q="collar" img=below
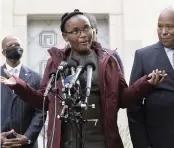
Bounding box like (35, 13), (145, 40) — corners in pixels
(47, 41), (104, 67)
(5, 63), (22, 72)
(164, 47), (174, 52)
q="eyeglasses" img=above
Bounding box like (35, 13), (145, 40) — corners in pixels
(65, 26), (93, 37)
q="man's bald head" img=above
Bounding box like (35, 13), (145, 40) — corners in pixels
(2, 35), (21, 50)
(157, 7), (174, 48)
(159, 7), (174, 22)
(160, 6), (174, 14)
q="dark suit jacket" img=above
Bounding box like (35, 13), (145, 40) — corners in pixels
(1, 64), (46, 148)
(127, 42), (174, 148)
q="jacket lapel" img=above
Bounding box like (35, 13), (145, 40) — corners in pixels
(19, 65), (31, 82)
(154, 42), (174, 80)
(12, 65), (32, 100)
(1, 64), (7, 78)
(1, 65), (13, 95)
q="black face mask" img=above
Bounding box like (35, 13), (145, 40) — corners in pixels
(5, 47), (23, 60)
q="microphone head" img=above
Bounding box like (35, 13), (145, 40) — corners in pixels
(84, 58), (96, 71)
(67, 59), (78, 68)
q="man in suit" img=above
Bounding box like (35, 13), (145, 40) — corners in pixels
(127, 7), (174, 148)
(85, 13), (124, 74)
(0, 35), (46, 148)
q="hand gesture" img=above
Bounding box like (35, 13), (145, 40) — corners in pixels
(2, 130), (29, 148)
(0, 130), (14, 144)
(148, 69), (167, 85)
(0, 69), (16, 86)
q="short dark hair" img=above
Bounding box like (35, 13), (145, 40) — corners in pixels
(60, 9), (84, 32)
(85, 13), (98, 30)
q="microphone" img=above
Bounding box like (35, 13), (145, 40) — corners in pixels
(64, 75), (74, 85)
(84, 59), (96, 92)
(84, 59), (96, 106)
(44, 73), (55, 97)
(67, 59), (78, 75)
(54, 60), (78, 81)
(53, 61), (69, 83)
(44, 60), (78, 97)
(63, 59), (78, 85)
(69, 59), (81, 86)
(65, 65), (84, 89)
(57, 61), (69, 71)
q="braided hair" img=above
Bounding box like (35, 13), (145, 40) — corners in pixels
(60, 9), (84, 32)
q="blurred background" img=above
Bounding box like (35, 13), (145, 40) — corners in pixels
(0, 0), (174, 147)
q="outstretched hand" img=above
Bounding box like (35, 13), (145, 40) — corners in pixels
(147, 69), (167, 85)
(0, 69), (16, 86)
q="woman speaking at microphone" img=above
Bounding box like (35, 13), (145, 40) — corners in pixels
(0, 9), (167, 148)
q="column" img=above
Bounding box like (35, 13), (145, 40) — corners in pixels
(13, 15), (28, 65)
(1, 0), (14, 64)
(109, 14), (124, 57)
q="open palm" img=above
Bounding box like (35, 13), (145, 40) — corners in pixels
(0, 69), (16, 85)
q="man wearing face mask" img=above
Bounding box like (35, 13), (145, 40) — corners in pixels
(0, 35), (46, 148)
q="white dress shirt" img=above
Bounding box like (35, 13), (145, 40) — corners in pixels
(5, 63), (22, 77)
(164, 47), (174, 69)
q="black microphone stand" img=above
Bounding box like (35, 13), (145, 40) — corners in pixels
(57, 77), (89, 148)
(57, 61), (95, 148)
(48, 70), (65, 148)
